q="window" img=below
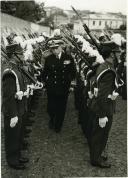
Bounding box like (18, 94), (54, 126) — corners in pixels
(99, 21), (102, 26)
(93, 21), (95, 25)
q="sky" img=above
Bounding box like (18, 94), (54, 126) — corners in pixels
(35, 0), (127, 14)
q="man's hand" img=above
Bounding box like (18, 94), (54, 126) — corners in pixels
(34, 81), (43, 89)
(88, 91), (94, 99)
(15, 91), (24, 100)
(108, 91), (119, 100)
(69, 87), (74, 92)
(10, 116), (18, 128)
(99, 117), (108, 128)
(111, 91), (119, 100)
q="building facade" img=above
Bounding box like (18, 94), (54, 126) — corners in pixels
(73, 13), (126, 34)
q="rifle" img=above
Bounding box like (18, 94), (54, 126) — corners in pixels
(71, 6), (101, 53)
(25, 28), (48, 52)
(1, 45), (37, 84)
(60, 27), (93, 70)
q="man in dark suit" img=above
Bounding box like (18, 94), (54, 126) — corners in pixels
(87, 44), (120, 168)
(42, 40), (76, 133)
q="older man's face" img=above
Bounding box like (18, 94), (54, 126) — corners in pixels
(53, 46), (63, 56)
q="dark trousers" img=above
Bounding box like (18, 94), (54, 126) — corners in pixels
(20, 112), (28, 144)
(122, 84), (127, 100)
(80, 104), (91, 139)
(4, 115), (22, 165)
(74, 86), (80, 110)
(88, 112), (113, 163)
(47, 92), (68, 130)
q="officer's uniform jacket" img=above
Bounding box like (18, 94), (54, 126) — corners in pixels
(2, 61), (27, 118)
(88, 61), (117, 118)
(42, 52), (76, 95)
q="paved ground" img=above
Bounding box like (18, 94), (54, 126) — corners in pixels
(1, 91), (127, 178)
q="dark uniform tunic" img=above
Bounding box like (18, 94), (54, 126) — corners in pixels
(87, 61), (117, 163)
(42, 51), (76, 131)
(2, 61), (27, 166)
(117, 58), (127, 100)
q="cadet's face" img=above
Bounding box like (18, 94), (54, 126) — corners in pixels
(107, 53), (114, 64)
(114, 51), (121, 62)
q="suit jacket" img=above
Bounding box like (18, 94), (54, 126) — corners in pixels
(42, 52), (76, 95)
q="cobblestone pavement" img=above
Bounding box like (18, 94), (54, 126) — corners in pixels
(1, 91), (127, 178)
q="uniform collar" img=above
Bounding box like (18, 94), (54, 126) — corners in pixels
(58, 52), (62, 59)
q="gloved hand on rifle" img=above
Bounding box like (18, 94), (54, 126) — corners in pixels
(15, 91), (24, 100)
(34, 81), (43, 90)
(10, 116), (18, 128)
(99, 117), (108, 128)
(108, 90), (119, 100)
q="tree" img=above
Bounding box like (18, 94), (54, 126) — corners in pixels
(1, 1), (16, 15)
(119, 24), (126, 30)
(1, 1), (46, 22)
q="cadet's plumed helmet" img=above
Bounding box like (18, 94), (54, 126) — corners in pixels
(52, 29), (61, 37)
(100, 44), (112, 59)
(111, 33), (122, 46)
(6, 43), (23, 55)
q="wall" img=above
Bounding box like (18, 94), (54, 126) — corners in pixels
(1, 13), (50, 36)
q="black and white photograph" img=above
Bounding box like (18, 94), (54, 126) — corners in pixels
(1, 0), (127, 177)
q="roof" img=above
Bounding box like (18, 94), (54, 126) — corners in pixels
(82, 13), (125, 20)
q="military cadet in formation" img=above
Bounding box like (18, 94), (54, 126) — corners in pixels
(117, 42), (127, 100)
(86, 44), (120, 168)
(71, 32), (126, 168)
(2, 43), (29, 169)
(2, 33), (43, 169)
(42, 39), (76, 133)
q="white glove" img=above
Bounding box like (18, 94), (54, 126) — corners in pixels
(108, 91), (119, 100)
(111, 91), (119, 100)
(69, 87), (74, 92)
(34, 81), (43, 89)
(124, 62), (126, 66)
(24, 86), (30, 98)
(94, 88), (98, 97)
(88, 91), (94, 99)
(99, 117), (108, 128)
(84, 80), (87, 86)
(10, 116), (18, 128)
(28, 84), (35, 90)
(15, 91), (24, 100)
(28, 84), (35, 95)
